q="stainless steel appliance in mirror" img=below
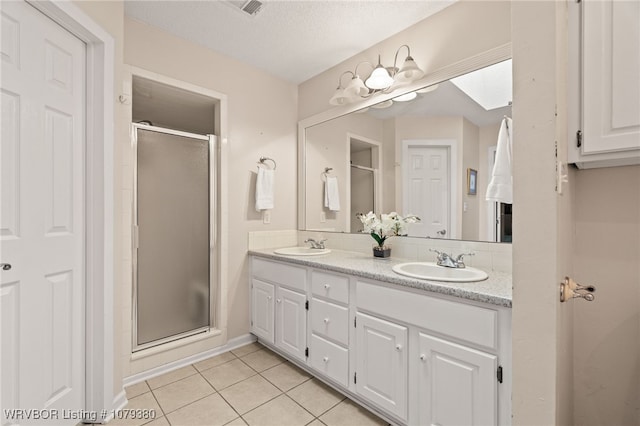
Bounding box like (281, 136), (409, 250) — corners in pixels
(302, 59), (512, 243)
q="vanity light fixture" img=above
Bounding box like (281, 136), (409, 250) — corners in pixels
(329, 44), (424, 106)
(393, 92), (418, 102)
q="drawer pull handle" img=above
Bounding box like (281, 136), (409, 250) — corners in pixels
(419, 354), (426, 361)
(323, 318), (330, 324)
(276, 299), (281, 303)
(323, 356), (329, 363)
(324, 284), (331, 290)
(396, 344), (403, 351)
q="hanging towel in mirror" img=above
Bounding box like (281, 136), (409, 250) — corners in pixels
(486, 117), (513, 204)
(255, 167), (274, 211)
(324, 176), (341, 211)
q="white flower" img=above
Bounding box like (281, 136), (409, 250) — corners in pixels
(357, 211), (421, 241)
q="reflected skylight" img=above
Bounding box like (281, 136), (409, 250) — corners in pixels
(450, 59), (512, 110)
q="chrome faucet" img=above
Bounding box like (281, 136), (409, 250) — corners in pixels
(430, 249), (474, 268)
(304, 238), (327, 249)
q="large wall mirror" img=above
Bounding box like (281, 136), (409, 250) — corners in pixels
(300, 57), (513, 243)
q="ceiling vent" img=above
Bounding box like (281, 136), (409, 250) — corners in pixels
(226, 0), (264, 17)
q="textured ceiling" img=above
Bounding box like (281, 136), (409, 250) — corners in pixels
(124, 0), (456, 84)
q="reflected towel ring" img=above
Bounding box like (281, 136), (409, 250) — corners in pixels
(258, 156), (277, 170)
(322, 167), (333, 181)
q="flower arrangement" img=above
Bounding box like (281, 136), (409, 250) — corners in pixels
(356, 211), (421, 252)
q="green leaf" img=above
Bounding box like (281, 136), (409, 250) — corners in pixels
(370, 233), (386, 246)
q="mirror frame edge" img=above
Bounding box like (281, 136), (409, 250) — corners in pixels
(298, 42), (512, 231)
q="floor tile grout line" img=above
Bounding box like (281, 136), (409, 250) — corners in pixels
(146, 366), (199, 392)
(193, 354), (239, 374)
(151, 370), (217, 417)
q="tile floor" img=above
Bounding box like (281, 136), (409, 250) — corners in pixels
(117, 342), (388, 426)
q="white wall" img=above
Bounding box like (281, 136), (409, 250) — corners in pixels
(121, 18), (298, 375)
(573, 165), (640, 425)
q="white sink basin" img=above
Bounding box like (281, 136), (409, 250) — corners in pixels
(392, 262), (488, 282)
(273, 247), (331, 256)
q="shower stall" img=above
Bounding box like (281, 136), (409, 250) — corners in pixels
(132, 123), (215, 351)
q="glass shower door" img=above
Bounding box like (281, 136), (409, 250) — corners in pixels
(133, 125), (213, 350)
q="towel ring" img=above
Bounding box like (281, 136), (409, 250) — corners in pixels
(258, 156), (277, 170)
(322, 167), (333, 181)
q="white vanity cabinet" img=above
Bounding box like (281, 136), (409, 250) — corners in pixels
(355, 279), (508, 425)
(569, 0), (640, 168)
(249, 255), (511, 425)
(250, 257), (307, 362)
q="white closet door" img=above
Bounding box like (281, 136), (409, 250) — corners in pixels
(582, 0), (640, 154)
(1, 1), (86, 422)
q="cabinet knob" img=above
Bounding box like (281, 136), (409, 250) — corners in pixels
(323, 356), (329, 363)
(1, 263), (11, 271)
(395, 344), (403, 351)
(324, 284), (330, 290)
(276, 298), (281, 303)
(419, 354), (426, 361)
(323, 318), (330, 324)
(267, 296), (272, 300)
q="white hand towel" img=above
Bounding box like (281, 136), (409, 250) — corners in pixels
(486, 117), (513, 204)
(324, 176), (341, 212)
(255, 167), (274, 211)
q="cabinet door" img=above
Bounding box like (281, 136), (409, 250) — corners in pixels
(418, 332), (497, 426)
(275, 286), (307, 362)
(582, 1), (640, 155)
(355, 312), (408, 421)
(251, 279), (274, 343)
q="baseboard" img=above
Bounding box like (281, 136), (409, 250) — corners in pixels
(122, 333), (257, 387)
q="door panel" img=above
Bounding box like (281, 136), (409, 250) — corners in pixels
(404, 145), (450, 238)
(135, 127), (211, 348)
(355, 312), (408, 421)
(0, 1), (85, 422)
(275, 286), (307, 361)
(418, 332), (497, 426)
(251, 279), (274, 343)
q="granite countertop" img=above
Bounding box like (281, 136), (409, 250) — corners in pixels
(249, 248), (512, 308)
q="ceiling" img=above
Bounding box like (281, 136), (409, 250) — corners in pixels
(124, 0), (457, 84)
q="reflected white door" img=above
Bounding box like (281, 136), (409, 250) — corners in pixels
(1, 1), (86, 423)
(404, 145), (450, 238)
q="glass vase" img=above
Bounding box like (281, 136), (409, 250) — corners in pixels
(372, 245), (391, 258)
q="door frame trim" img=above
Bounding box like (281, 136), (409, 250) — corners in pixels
(27, 0), (116, 418)
(401, 139), (458, 239)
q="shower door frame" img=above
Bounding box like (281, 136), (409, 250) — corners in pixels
(131, 123), (217, 352)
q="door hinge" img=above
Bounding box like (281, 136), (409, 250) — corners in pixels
(305, 300), (309, 310)
(354, 316), (357, 327)
(576, 130), (582, 148)
(497, 366), (503, 384)
(354, 372), (357, 384)
(305, 347), (309, 357)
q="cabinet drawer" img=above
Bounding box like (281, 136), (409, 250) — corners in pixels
(310, 298), (349, 345)
(252, 257), (306, 292)
(309, 334), (349, 388)
(357, 280), (498, 350)
(311, 270), (349, 304)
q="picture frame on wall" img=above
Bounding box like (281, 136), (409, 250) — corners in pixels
(467, 168), (477, 195)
